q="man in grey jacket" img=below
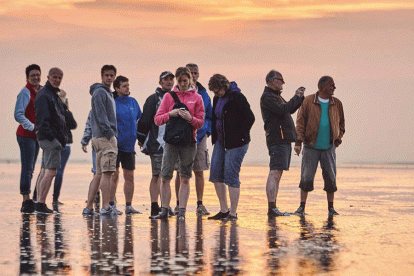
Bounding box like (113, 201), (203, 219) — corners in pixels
(83, 65), (117, 215)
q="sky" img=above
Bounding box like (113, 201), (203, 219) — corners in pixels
(1, 0), (414, 164)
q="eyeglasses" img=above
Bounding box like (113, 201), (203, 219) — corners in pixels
(273, 78), (285, 84)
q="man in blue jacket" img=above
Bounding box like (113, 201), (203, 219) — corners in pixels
(174, 63), (212, 216)
(111, 76), (142, 214)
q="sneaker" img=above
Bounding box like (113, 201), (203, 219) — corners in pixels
(35, 203), (54, 214)
(208, 210), (230, 220)
(268, 207), (289, 217)
(173, 205), (179, 215)
(196, 205), (210, 216)
(100, 207), (112, 216)
(125, 206), (141, 214)
(293, 206), (305, 216)
(52, 201), (59, 213)
(21, 199), (35, 213)
(223, 213), (238, 221)
(150, 207), (169, 219)
(177, 208), (186, 220)
(82, 207), (94, 215)
(168, 207), (175, 217)
(328, 208), (339, 217)
(151, 205), (160, 217)
(110, 205), (123, 215)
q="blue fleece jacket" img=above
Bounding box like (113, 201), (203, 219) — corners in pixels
(115, 95), (142, 152)
(196, 82), (212, 144)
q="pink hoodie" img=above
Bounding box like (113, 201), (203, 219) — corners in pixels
(154, 86), (205, 141)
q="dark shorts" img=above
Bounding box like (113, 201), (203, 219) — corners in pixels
(269, 144), (292, 171)
(116, 150), (136, 170)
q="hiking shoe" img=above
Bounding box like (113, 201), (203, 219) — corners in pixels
(21, 199), (35, 213)
(151, 207), (169, 219)
(268, 207), (289, 217)
(329, 208), (339, 217)
(52, 201), (59, 213)
(173, 205), (179, 215)
(82, 207), (94, 215)
(223, 213), (238, 221)
(151, 205), (160, 217)
(100, 208), (112, 216)
(196, 205), (210, 216)
(208, 210), (230, 220)
(125, 206), (141, 214)
(35, 203), (54, 214)
(177, 208), (186, 220)
(293, 206), (305, 216)
(110, 205), (123, 215)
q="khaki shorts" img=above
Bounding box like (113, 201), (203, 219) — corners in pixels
(39, 139), (62, 169)
(92, 136), (118, 175)
(193, 135), (210, 171)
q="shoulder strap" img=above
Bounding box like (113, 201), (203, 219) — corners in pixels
(169, 91), (182, 105)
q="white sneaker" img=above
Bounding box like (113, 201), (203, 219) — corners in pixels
(100, 208), (112, 216)
(110, 205), (123, 215)
(125, 205), (141, 214)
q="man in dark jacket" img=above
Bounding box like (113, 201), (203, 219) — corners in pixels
(34, 67), (67, 214)
(260, 70), (304, 216)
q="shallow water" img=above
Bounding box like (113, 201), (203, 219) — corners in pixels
(0, 163), (413, 275)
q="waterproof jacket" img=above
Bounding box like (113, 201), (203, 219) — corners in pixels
(137, 88), (166, 155)
(295, 92), (345, 147)
(114, 94), (141, 152)
(62, 102), (77, 144)
(211, 82), (255, 150)
(15, 82), (39, 138)
(195, 82), (212, 144)
(34, 81), (68, 146)
(260, 86), (303, 147)
(90, 83), (117, 139)
(154, 86), (204, 142)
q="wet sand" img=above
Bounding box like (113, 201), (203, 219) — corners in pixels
(1, 162), (413, 275)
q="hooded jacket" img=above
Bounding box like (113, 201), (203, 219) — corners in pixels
(137, 88), (167, 155)
(154, 86), (204, 142)
(114, 93), (141, 152)
(195, 82), (212, 144)
(90, 83), (117, 139)
(34, 81), (68, 146)
(211, 82), (255, 149)
(260, 86), (303, 147)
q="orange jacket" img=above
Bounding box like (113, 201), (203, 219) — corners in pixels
(295, 92), (345, 147)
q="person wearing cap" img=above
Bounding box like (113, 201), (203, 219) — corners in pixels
(137, 71), (175, 217)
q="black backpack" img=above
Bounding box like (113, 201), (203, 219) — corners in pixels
(163, 92), (193, 146)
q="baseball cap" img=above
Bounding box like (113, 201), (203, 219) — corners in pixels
(159, 71), (174, 81)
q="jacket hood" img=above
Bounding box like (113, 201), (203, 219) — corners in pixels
(90, 83), (111, 96)
(156, 87), (168, 97)
(227, 81), (241, 95)
(172, 86), (197, 94)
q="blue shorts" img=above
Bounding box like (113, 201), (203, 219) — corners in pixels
(209, 141), (248, 188)
(269, 144), (292, 171)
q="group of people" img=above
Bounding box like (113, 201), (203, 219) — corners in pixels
(15, 63), (345, 220)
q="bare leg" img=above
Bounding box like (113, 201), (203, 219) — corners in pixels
(110, 168), (120, 203)
(123, 169), (134, 203)
(160, 178), (172, 208)
(327, 192), (334, 202)
(178, 177), (190, 209)
(100, 171), (113, 210)
(33, 168), (45, 201)
(174, 172), (180, 203)
(194, 171), (204, 202)
(228, 186), (240, 216)
(266, 170), (283, 204)
(300, 189), (308, 203)
(38, 169), (57, 203)
(85, 174), (102, 210)
(213, 182), (228, 213)
(149, 176), (160, 203)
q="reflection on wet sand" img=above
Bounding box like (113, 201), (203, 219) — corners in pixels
(266, 217), (289, 275)
(212, 221), (240, 275)
(20, 214), (36, 274)
(297, 216), (340, 274)
(150, 218), (171, 274)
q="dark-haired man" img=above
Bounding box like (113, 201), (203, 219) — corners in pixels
(260, 70), (304, 217)
(137, 71), (174, 217)
(83, 65), (117, 215)
(34, 67), (67, 214)
(293, 76), (345, 217)
(110, 75), (142, 214)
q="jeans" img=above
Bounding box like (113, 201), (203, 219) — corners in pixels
(53, 145), (71, 202)
(209, 141), (249, 188)
(17, 135), (39, 195)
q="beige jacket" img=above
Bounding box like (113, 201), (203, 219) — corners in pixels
(295, 92), (345, 147)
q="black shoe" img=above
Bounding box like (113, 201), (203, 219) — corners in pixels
(151, 205), (160, 217)
(35, 203), (54, 214)
(222, 213), (238, 221)
(21, 199), (35, 213)
(328, 208), (339, 217)
(150, 207), (169, 219)
(208, 210), (230, 220)
(52, 201), (59, 213)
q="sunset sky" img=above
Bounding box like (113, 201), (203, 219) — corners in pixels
(1, 0), (413, 164)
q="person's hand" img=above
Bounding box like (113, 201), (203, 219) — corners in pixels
(294, 145), (302, 156)
(138, 141), (143, 149)
(82, 144), (88, 153)
(295, 87), (305, 97)
(169, 109), (180, 117)
(179, 109), (192, 121)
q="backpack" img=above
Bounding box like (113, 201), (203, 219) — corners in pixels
(163, 92), (193, 146)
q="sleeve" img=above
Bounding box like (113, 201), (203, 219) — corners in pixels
(204, 92), (212, 135)
(14, 88), (35, 131)
(154, 94), (173, 126)
(263, 93), (303, 116)
(189, 95), (205, 130)
(64, 108), (77, 130)
(92, 90), (115, 139)
(137, 96), (155, 144)
(239, 93), (255, 134)
(81, 111), (92, 145)
(35, 94), (54, 141)
(295, 99), (308, 146)
(338, 101), (345, 139)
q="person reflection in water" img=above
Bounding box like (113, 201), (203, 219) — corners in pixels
(194, 215), (205, 274)
(150, 219), (171, 274)
(174, 219), (189, 272)
(20, 214), (36, 274)
(123, 215), (134, 275)
(266, 216), (289, 274)
(212, 222), (240, 274)
(297, 216), (340, 274)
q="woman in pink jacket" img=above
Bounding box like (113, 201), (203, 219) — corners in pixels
(152, 67), (204, 220)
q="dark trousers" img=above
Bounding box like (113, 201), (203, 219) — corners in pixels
(17, 135), (39, 195)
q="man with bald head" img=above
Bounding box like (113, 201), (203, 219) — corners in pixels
(34, 67), (67, 214)
(293, 76), (345, 217)
(261, 70), (305, 216)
